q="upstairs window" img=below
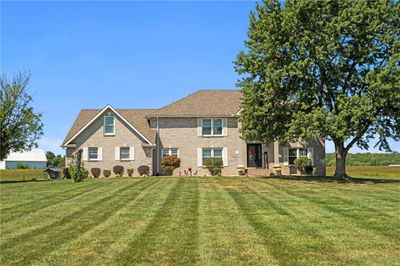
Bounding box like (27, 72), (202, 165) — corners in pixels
(202, 118), (223, 136)
(104, 115), (115, 135)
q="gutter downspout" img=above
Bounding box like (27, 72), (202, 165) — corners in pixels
(156, 117), (159, 175)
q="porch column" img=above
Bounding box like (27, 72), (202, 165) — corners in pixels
(274, 141), (279, 164)
(237, 121), (244, 167)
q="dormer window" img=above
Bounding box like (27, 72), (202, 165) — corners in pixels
(104, 115), (115, 135)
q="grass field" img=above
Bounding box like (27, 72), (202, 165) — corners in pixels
(1, 177), (399, 265)
(0, 169), (46, 181)
(326, 166), (400, 179)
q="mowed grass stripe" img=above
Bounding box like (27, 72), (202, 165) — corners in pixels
(223, 180), (359, 265)
(0, 181), (142, 243)
(114, 177), (200, 265)
(0, 178), (138, 239)
(264, 179), (400, 242)
(36, 178), (170, 266)
(0, 178), (159, 265)
(0, 181), (111, 222)
(197, 178), (278, 265)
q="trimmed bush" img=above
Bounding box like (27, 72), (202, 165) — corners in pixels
(127, 168), (134, 177)
(113, 165), (124, 177)
(294, 157), (312, 175)
(304, 165), (314, 175)
(63, 168), (71, 179)
(103, 169), (111, 178)
(204, 157), (223, 176)
(137, 165), (150, 177)
(91, 168), (101, 178)
(162, 155), (181, 175)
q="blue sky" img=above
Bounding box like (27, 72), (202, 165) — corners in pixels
(1, 1), (398, 155)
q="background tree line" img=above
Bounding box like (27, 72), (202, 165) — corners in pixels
(325, 152), (400, 167)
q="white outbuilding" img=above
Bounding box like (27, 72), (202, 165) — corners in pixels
(0, 150), (47, 169)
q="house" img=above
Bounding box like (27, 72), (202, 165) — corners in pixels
(0, 150), (47, 169)
(61, 90), (325, 177)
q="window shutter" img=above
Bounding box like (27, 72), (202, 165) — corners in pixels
(222, 118), (228, 136)
(98, 147), (102, 161)
(130, 146), (135, 160)
(115, 147), (120, 160)
(197, 148), (202, 166)
(177, 149), (180, 158)
(307, 147), (314, 165)
(283, 147), (289, 165)
(82, 147), (88, 161)
(222, 147), (228, 167)
(197, 118), (202, 136)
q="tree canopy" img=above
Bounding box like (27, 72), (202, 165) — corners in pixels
(0, 72), (44, 161)
(235, 0), (400, 178)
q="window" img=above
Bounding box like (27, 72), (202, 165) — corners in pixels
(120, 147), (130, 160)
(162, 148), (179, 157)
(202, 118), (223, 136)
(288, 148), (308, 164)
(202, 148), (222, 165)
(88, 147), (98, 160)
(104, 115), (115, 135)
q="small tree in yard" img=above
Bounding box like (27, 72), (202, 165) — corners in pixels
(161, 155), (181, 176)
(236, 0), (400, 178)
(204, 157), (223, 176)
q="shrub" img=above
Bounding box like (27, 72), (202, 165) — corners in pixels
(294, 157), (312, 175)
(161, 155), (181, 175)
(91, 168), (101, 178)
(137, 165), (150, 176)
(304, 165), (314, 175)
(16, 163), (29, 169)
(103, 169), (111, 177)
(113, 165), (124, 177)
(204, 157), (223, 176)
(127, 168), (134, 177)
(63, 167), (71, 179)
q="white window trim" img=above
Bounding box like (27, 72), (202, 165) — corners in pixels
(119, 147), (130, 161)
(104, 115), (115, 136)
(202, 118), (223, 136)
(162, 148), (180, 157)
(88, 147), (99, 161)
(287, 148), (309, 165)
(201, 147), (224, 166)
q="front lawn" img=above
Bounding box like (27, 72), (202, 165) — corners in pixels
(1, 177), (399, 265)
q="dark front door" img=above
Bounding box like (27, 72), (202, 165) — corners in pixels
(247, 144), (262, 167)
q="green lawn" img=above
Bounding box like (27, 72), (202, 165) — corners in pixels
(1, 177), (399, 265)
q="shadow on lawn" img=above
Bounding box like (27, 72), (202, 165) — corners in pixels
(266, 175), (400, 184)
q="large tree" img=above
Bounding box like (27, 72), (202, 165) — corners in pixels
(235, 0), (400, 178)
(0, 72), (44, 161)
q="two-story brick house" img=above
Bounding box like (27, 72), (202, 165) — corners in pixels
(61, 90), (325, 177)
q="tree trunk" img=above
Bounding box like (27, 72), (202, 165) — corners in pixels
(334, 141), (348, 179)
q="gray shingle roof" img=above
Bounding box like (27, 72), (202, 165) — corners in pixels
(146, 90), (242, 118)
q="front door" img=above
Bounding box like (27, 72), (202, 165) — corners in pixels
(247, 144), (262, 167)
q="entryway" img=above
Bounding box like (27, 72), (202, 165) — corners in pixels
(247, 143), (262, 167)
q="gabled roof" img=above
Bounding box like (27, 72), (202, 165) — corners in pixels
(2, 150), (47, 162)
(62, 106), (156, 146)
(146, 90), (242, 118)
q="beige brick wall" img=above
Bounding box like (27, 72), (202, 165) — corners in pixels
(151, 117), (244, 176)
(65, 111), (153, 177)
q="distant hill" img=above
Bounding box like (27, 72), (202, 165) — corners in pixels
(325, 152), (400, 166)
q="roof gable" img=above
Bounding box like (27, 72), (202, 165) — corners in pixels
(62, 105), (156, 146)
